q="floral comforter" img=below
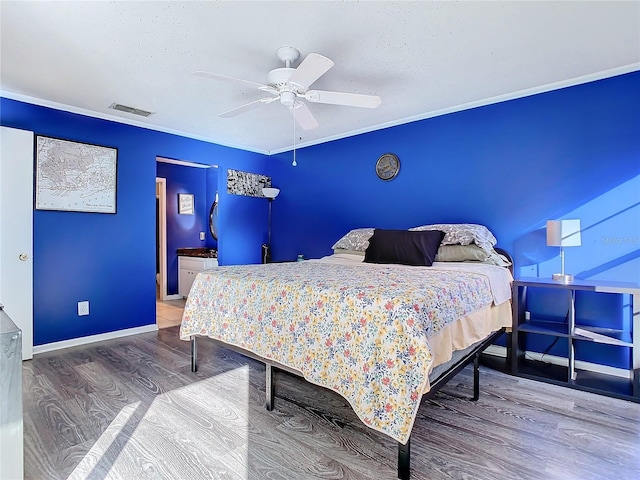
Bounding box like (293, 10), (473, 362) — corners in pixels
(180, 260), (500, 444)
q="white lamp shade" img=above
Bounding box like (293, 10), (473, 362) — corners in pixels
(546, 219), (581, 247)
(262, 187), (280, 199)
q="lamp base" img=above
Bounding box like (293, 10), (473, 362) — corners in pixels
(552, 273), (574, 283)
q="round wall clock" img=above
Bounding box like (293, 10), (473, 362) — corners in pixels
(375, 153), (400, 181)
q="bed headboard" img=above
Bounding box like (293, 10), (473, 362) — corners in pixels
(494, 247), (514, 275)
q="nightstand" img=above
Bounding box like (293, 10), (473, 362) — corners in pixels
(511, 277), (639, 402)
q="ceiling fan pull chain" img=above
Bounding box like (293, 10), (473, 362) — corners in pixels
(292, 110), (297, 167)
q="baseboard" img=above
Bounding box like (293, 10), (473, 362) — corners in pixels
(483, 345), (631, 379)
(163, 294), (183, 301)
(33, 324), (158, 355)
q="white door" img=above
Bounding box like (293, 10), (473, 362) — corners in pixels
(0, 126), (34, 360)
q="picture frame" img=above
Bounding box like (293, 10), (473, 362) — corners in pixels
(35, 135), (118, 213)
(178, 193), (194, 215)
(227, 168), (271, 197)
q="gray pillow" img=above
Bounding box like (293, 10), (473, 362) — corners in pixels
(485, 250), (512, 267)
(435, 244), (490, 262)
(331, 228), (374, 251)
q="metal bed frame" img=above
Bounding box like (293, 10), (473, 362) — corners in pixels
(190, 327), (505, 480)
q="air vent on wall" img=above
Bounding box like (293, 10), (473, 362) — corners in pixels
(109, 102), (155, 117)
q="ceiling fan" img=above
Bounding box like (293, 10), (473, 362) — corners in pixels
(193, 46), (381, 131)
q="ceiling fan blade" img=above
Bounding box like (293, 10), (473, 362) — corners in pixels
(304, 90), (381, 109)
(287, 53), (334, 90)
(219, 97), (278, 118)
(289, 102), (319, 130)
(193, 71), (268, 89)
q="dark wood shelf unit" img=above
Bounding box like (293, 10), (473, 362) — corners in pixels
(511, 277), (640, 403)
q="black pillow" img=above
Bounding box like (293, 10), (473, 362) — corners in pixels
(364, 229), (445, 266)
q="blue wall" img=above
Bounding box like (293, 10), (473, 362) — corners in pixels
(270, 72), (640, 286)
(1, 97), (270, 345)
(268, 71), (639, 369)
(156, 162), (218, 295)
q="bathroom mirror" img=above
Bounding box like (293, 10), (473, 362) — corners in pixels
(209, 199), (219, 240)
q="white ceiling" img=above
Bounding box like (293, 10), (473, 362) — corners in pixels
(1, 1), (639, 155)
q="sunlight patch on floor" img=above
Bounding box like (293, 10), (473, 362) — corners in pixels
(67, 401), (140, 480)
(67, 367), (250, 479)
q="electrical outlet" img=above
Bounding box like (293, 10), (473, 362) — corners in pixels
(78, 301), (89, 316)
(200, 231), (205, 240)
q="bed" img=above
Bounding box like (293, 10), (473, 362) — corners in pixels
(180, 225), (513, 479)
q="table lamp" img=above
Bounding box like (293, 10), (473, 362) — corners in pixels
(546, 219), (581, 283)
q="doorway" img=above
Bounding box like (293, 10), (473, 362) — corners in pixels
(155, 176), (185, 329)
(155, 158), (218, 328)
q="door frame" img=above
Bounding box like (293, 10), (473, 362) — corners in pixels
(156, 176), (182, 302)
(156, 177), (169, 301)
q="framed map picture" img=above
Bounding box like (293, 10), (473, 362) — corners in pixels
(35, 135), (117, 213)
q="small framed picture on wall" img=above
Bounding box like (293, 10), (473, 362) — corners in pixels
(178, 193), (194, 215)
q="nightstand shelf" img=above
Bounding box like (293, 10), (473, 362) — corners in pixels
(516, 358), (568, 384)
(518, 319), (571, 337)
(516, 359), (636, 397)
(572, 327), (632, 347)
(511, 277), (640, 402)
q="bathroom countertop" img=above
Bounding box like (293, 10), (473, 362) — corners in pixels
(176, 248), (218, 258)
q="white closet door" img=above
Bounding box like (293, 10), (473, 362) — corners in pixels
(0, 126), (34, 360)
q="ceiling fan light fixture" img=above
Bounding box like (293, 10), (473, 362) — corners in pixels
(280, 91), (295, 107)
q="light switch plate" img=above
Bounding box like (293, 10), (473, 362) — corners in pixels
(200, 231), (205, 240)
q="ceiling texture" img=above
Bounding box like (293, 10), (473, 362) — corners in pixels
(1, 1), (639, 155)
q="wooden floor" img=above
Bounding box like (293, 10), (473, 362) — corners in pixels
(155, 298), (185, 329)
(23, 327), (640, 480)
